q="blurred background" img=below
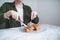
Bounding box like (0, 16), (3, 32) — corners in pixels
(0, 0), (60, 26)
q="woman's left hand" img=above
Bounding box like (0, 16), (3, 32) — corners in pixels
(31, 11), (37, 20)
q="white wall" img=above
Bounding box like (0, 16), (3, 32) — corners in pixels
(37, 0), (60, 26)
(0, 0), (60, 26)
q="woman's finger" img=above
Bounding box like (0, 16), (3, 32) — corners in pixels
(31, 11), (34, 20)
(15, 14), (19, 21)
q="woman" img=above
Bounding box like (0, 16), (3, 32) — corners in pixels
(0, 0), (39, 29)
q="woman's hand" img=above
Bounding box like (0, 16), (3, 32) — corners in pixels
(31, 11), (37, 20)
(4, 10), (23, 22)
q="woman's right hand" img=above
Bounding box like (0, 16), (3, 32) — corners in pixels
(4, 10), (23, 22)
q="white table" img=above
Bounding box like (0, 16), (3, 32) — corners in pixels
(0, 24), (60, 40)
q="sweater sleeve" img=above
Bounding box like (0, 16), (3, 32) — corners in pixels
(0, 3), (7, 24)
(31, 15), (39, 24)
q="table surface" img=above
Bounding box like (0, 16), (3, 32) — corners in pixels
(0, 24), (60, 40)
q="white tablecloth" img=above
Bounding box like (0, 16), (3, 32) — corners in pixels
(0, 24), (60, 40)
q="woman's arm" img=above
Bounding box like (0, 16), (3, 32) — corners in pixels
(0, 3), (8, 24)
